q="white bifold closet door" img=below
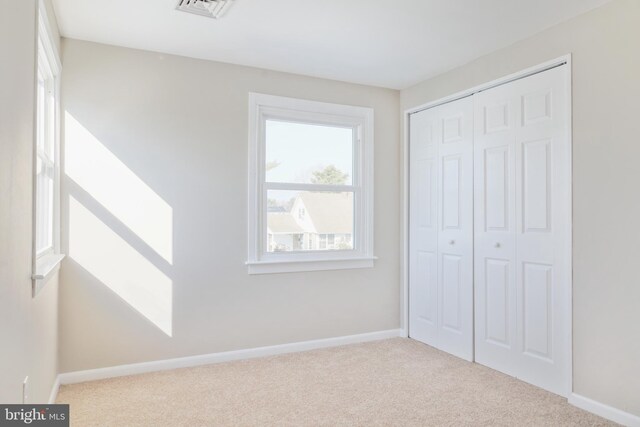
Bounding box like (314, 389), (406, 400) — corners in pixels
(474, 65), (569, 395)
(409, 96), (474, 361)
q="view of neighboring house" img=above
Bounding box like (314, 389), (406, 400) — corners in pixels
(267, 192), (353, 252)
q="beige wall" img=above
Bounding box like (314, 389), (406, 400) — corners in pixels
(59, 39), (401, 372)
(0, 0), (60, 404)
(402, 0), (640, 416)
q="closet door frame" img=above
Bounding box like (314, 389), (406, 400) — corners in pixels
(402, 55), (572, 397)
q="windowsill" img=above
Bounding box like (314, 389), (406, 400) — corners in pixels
(32, 253), (65, 296)
(246, 256), (376, 275)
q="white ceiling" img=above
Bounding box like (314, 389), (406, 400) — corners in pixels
(52, 0), (611, 89)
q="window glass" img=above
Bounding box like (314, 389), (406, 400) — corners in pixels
(265, 120), (353, 185)
(266, 190), (354, 253)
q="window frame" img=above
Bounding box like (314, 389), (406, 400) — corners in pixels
(32, 1), (64, 295)
(247, 93), (375, 274)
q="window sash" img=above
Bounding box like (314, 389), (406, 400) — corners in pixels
(265, 119), (356, 187)
(35, 30), (57, 258)
(262, 115), (361, 187)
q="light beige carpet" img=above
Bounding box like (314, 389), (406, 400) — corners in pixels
(57, 338), (615, 426)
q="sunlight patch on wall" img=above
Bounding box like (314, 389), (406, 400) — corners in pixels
(65, 112), (173, 263)
(69, 196), (172, 336)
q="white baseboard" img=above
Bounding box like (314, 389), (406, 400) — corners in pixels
(48, 375), (60, 404)
(569, 393), (640, 427)
(57, 329), (403, 386)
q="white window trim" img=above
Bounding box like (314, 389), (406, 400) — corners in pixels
(247, 93), (375, 274)
(32, 1), (64, 296)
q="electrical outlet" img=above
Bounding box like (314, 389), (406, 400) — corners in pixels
(22, 376), (29, 404)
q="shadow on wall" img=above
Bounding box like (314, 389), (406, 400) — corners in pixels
(64, 111), (173, 336)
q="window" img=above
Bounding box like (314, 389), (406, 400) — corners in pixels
(319, 234), (327, 250)
(36, 44), (55, 256)
(247, 93), (374, 274)
(33, 3), (63, 294)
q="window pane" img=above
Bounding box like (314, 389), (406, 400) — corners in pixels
(37, 75), (45, 151)
(45, 86), (55, 159)
(265, 120), (353, 185)
(267, 190), (354, 252)
(36, 158), (54, 253)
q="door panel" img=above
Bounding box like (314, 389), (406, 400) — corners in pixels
(416, 159), (435, 228)
(522, 262), (553, 361)
(514, 67), (569, 395)
(484, 146), (509, 231)
(483, 102), (510, 134)
(443, 115), (463, 143)
(474, 65), (569, 395)
(474, 86), (518, 374)
(415, 250), (437, 324)
(442, 155), (461, 229)
(410, 96), (474, 361)
(409, 112), (438, 345)
(522, 90), (552, 125)
(437, 99), (474, 360)
(522, 139), (551, 232)
(484, 258), (510, 347)
(441, 254), (461, 332)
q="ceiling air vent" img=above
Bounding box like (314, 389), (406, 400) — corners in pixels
(176, 0), (235, 19)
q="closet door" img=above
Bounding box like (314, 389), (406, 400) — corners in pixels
(409, 106), (439, 346)
(409, 97), (474, 361)
(474, 66), (569, 395)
